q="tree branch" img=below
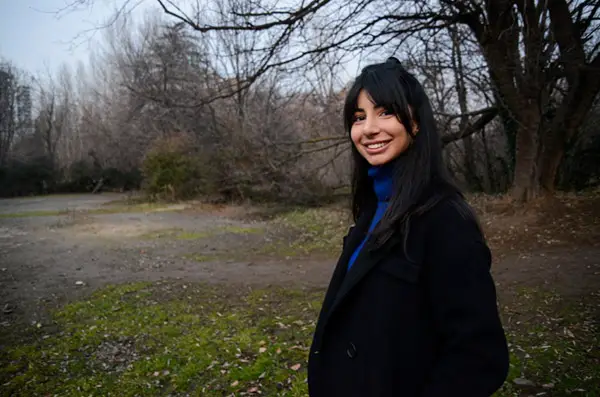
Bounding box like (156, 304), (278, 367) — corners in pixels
(441, 107), (498, 147)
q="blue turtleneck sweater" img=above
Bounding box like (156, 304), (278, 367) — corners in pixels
(347, 162), (395, 271)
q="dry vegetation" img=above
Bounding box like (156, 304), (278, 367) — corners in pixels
(1, 192), (598, 396)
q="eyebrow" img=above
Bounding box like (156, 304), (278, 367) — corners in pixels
(354, 104), (385, 112)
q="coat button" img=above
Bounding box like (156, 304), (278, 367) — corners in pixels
(346, 342), (357, 359)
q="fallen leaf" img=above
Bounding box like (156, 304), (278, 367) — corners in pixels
(513, 378), (536, 387)
(231, 380), (239, 387)
(290, 363), (301, 371)
(259, 347), (267, 353)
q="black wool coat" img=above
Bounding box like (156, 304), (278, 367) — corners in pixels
(308, 196), (509, 397)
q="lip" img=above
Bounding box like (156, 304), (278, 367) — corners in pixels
(363, 140), (391, 154)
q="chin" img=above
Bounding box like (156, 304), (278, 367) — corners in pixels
(365, 156), (391, 166)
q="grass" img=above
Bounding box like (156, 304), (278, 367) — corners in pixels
(0, 282), (323, 396)
(0, 203), (183, 219)
(1, 283), (597, 397)
(258, 206), (350, 258)
(142, 226), (263, 241)
(90, 202), (183, 214)
(0, 210), (66, 218)
(493, 288), (600, 396)
(141, 228), (212, 240)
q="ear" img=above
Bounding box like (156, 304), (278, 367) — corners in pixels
(412, 122), (419, 135)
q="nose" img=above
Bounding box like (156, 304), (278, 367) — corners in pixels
(362, 117), (380, 136)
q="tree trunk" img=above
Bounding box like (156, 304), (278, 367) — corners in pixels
(511, 112), (541, 201)
(539, 126), (568, 194)
(463, 135), (482, 191)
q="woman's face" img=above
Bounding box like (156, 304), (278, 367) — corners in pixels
(350, 90), (414, 166)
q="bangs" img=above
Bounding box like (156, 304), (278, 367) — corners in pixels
(343, 65), (415, 133)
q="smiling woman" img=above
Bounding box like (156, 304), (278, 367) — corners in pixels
(307, 57), (509, 396)
(349, 90), (415, 166)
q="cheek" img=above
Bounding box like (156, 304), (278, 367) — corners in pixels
(350, 128), (362, 147)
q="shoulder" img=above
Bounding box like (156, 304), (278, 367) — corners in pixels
(418, 193), (485, 246)
(417, 195), (492, 274)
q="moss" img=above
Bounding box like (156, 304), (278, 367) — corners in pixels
(493, 288), (600, 396)
(219, 225), (263, 235)
(1, 282), (597, 396)
(0, 282), (322, 396)
(142, 225), (264, 242)
(0, 210), (67, 218)
(89, 203), (181, 215)
(0, 203), (181, 219)
(259, 207), (350, 258)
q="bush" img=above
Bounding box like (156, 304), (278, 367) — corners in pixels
(101, 167), (143, 192)
(141, 137), (202, 200)
(58, 160), (99, 192)
(0, 157), (55, 197)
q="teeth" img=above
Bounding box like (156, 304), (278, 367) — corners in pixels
(367, 142), (387, 149)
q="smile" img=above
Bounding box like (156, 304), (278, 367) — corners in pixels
(364, 141), (391, 153)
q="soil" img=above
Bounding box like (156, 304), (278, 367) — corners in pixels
(1, 193), (599, 328)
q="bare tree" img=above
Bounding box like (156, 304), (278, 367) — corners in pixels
(144, 0), (600, 202)
(0, 62), (32, 166)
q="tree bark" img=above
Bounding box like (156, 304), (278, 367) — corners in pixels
(511, 110), (541, 202)
(539, 60), (600, 193)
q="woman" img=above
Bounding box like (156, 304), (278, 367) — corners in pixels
(307, 58), (509, 396)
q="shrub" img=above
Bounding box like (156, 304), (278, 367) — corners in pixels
(141, 136), (201, 200)
(0, 157), (55, 197)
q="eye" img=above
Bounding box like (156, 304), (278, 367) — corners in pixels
(379, 108), (394, 117)
(352, 114), (365, 123)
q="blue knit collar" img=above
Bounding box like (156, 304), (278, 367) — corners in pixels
(368, 160), (396, 202)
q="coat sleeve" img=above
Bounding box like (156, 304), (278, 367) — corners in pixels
(421, 205), (509, 397)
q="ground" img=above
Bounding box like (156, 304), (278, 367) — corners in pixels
(0, 192), (599, 396)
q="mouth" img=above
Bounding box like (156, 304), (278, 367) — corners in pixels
(363, 141), (391, 153)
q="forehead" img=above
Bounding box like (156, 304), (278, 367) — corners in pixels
(355, 90), (378, 109)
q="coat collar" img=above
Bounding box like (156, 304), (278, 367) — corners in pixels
(314, 206), (405, 349)
(328, 214), (403, 315)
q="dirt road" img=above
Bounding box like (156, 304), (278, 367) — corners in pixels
(1, 194), (599, 327)
(0, 195), (336, 326)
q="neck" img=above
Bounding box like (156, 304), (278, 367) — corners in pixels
(368, 160), (396, 202)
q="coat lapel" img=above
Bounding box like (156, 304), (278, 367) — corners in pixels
(328, 233), (401, 317)
(320, 208), (404, 329)
(318, 208), (374, 315)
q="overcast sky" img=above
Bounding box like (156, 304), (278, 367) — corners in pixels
(1, 0), (362, 84)
(0, 0), (154, 76)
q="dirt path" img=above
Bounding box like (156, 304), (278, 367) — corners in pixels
(0, 195), (336, 325)
(1, 194), (599, 327)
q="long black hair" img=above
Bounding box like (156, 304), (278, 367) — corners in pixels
(344, 57), (474, 251)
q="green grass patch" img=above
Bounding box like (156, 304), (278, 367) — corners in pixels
(0, 282), (323, 397)
(493, 287), (600, 396)
(141, 228), (212, 240)
(1, 282), (597, 396)
(88, 203), (182, 215)
(219, 225), (263, 235)
(0, 210), (67, 218)
(142, 225), (264, 241)
(259, 206), (350, 258)
(0, 203), (181, 219)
